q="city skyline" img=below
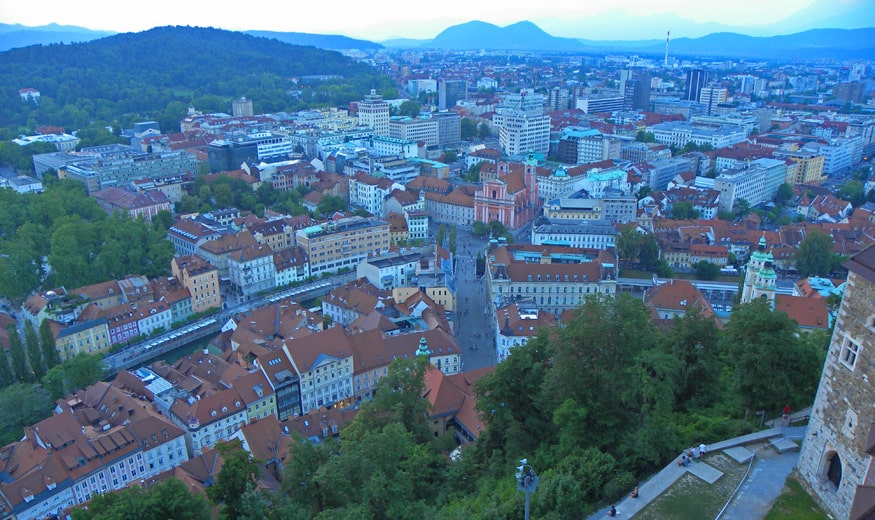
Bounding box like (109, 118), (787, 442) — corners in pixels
(1, 0), (873, 42)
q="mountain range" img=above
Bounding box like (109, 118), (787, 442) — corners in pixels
(2, 20), (874, 60)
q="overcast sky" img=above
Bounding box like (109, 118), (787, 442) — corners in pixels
(0, 0), (868, 41)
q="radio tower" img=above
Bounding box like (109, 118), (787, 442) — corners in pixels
(664, 31), (670, 67)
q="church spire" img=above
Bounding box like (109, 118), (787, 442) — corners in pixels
(416, 335), (431, 357)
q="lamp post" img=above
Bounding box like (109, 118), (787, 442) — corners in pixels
(516, 458), (539, 520)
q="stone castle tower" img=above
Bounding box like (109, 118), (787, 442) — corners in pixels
(797, 245), (875, 519)
(740, 235), (777, 304)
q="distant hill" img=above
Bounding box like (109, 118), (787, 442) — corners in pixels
(596, 28), (875, 60)
(244, 30), (382, 50)
(0, 23), (114, 51)
(429, 20), (584, 51)
(0, 26), (390, 133)
(385, 19), (875, 60)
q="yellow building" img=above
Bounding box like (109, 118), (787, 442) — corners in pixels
(53, 319), (111, 360)
(172, 255), (221, 314)
(776, 150), (826, 185)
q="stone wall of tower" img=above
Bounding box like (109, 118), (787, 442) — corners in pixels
(798, 267), (875, 519)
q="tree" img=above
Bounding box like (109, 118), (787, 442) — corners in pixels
(316, 194), (346, 217)
(436, 224), (447, 248)
(461, 118), (478, 141)
(478, 123), (491, 139)
(42, 353), (106, 399)
(398, 100), (421, 117)
(795, 230), (834, 277)
(448, 224), (458, 255)
(838, 180), (866, 207)
(6, 324), (30, 383)
(71, 477), (210, 520)
(655, 259), (674, 278)
(208, 439), (261, 520)
(0, 383), (53, 444)
(669, 201), (700, 220)
(775, 183), (794, 205)
(733, 198), (751, 219)
(694, 260), (720, 281)
(635, 130), (655, 143)
(616, 225), (640, 264)
(443, 150), (458, 163)
(719, 298), (823, 415)
(639, 233), (660, 271)
(465, 162), (482, 182)
(214, 183), (235, 208)
(23, 320), (44, 380)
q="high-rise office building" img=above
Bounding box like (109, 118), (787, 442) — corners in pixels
(684, 69), (707, 102)
(623, 73), (651, 111)
(438, 80), (467, 110)
(357, 89), (390, 137)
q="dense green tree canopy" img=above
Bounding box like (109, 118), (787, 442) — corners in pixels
(0, 180), (174, 300)
(71, 477), (210, 520)
(795, 229), (835, 277)
(0, 26), (393, 138)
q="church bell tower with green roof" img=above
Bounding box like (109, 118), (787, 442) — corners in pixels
(741, 234), (777, 305)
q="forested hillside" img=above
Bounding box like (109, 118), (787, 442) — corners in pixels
(0, 26), (393, 137)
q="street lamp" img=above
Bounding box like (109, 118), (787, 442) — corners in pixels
(516, 458), (539, 520)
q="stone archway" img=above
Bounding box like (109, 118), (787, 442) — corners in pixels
(824, 450), (843, 490)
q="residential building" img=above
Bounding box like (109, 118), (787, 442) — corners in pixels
(172, 256), (222, 314)
(424, 187), (476, 226)
(228, 244), (276, 302)
(543, 191), (637, 224)
(273, 247), (310, 287)
(196, 231), (259, 280)
(357, 252), (420, 290)
(699, 86), (728, 115)
(53, 319), (111, 360)
(348, 172), (396, 217)
(773, 149), (826, 185)
(556, 127), (621, 165)
(644, 279), (715, 320)
(295, 217), (390, 277)
(168, 386), (248, 456)
(166, 219), (221, 257)
(322, 279), (390, 328)
(798, 245), (875, 519)
(494, 303), (558, 362)
(714, 158), (787, 213)
(406, 210), (429, 241)
(283, 328), (355, 414)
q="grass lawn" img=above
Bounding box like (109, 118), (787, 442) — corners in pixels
(763, 476), (830, 520)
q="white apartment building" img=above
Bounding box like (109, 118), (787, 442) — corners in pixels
(284, 328), (355, 414)
(349, 172), (396, 216)
(228, 244), (277, 302)
(714, 158), (787, 213)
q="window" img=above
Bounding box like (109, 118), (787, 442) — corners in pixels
(840, 337), (861, 370)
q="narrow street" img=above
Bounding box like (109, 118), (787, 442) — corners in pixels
(451, 228), (497, 371)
